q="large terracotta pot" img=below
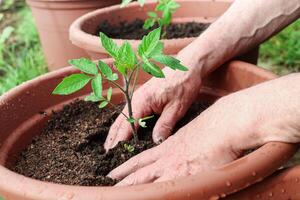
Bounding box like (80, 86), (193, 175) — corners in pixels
(226, 166), (300, 199)
(69, 0), (259, 64)
(0, 60), (297, 199)
(26, 0), (121, 71)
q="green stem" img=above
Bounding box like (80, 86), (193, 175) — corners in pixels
(124, 82), (138, 142)
(108, 101), (130, 120)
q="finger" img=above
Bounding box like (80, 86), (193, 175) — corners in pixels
(152, 103), (187, 143)
(115, 162), (161, 186)
(104, 107), (129, 150)
(108, 145), (162, 180)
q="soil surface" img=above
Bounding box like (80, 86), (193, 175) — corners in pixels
(13, 100), (210, 186)
(96, 19), (209, 40)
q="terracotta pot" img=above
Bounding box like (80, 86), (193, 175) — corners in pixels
(0, 60), (297, 199)
(26, 0), (121, 71)
(69, 0), (259, 64)
(226, 165), (300, 199)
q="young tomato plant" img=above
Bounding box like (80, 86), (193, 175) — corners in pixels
(53, 28), (188, 142)
(121, 0), (180, 38)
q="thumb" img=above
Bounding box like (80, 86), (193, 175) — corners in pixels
(152, 103), (186, 143)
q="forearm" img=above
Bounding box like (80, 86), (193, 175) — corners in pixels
(187, 0), (300, 77)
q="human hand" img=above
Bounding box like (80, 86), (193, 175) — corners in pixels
(108, 74), (300, 185)
(104, 48), (203, 150)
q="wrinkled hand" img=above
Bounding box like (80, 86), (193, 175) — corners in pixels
(108, 74), (300, 185)
(104, 49), (203, 150)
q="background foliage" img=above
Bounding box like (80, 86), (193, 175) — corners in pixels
(0, 0), (299, 95)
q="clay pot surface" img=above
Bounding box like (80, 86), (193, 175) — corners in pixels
(226, 165), (300, 199)
(0, 60), (297, 199)
(69, 0), (259, 64)
(26, 0), (121, 71)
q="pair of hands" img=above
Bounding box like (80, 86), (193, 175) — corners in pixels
(104, 49), (300, 186)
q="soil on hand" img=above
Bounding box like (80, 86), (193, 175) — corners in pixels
(96, 19), (209, 40)
(13, 100), (210, 186)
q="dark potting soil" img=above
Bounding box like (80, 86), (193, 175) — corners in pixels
(13, 100), (211, 186)
(96, 19), (209, 40)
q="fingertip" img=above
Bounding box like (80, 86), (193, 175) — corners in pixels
(152, 133), (166, 144)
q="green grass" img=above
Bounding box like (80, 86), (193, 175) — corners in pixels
(0, 3), (47, 95)
(259, 19), (300, 75)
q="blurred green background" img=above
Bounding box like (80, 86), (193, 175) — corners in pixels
(0, 0), (299, 95)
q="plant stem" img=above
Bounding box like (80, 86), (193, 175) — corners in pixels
(123, 75), (138, 142)
(108, 101), (130, 120)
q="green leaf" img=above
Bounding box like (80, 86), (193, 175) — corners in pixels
(99, 32), (119, 58)
(121, 0), (132, 7)
(0, 196), (4, 200)
(53, 74), (91, 95)
(124, 143), (135, 153)
(0, 26), (14, 44)
(99, 101), (109, 108)
(147, 12), (157, 18)
(85, 93), (105, 102)
(98, 60), (118, 81)
(161, 10), (171, 26)
(143, 18), (156, 30)
(127, 117), (136, 123)
(148, 41), (163, 57)
(152, 55), (188, 71)
(69, 58), (98, 75)
(138, 0), (145, 6)
(138, 115), (154, 128)
(117, 41), (137, 70)
(92, 74), (102, 98)
(142, 57), (165, 78)
(138, 28), (161, 58)
(115, 61), (127, 75)
(107, 87), (113, 101)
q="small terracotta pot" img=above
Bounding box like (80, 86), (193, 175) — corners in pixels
(0, 60), (297, 199)
(69, 0), (259, 64)
(26, 0), (121, 71)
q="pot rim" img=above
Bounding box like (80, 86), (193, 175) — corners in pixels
(69, 0), (227, 54)
(0, 60), (298, 200)
(26, 0), (120, 10)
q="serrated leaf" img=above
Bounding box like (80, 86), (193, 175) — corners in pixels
(85, 93), (105, 102)
(148, 41), (163, 57)
(100, 32), (119, 58)
(99, 101), (109, 108)
(138, 28), (161, 58)
(98, 60), (118, 81)
(53, 74), (91, 95)
(69, 58), (98, 75)
(152, 55), (188, 71)
(92, 74), (102, 98)
(115, 61), (126, 75)
(142, 57), (165, 78)
(107, 87), (113, 101)
(117, 41), (137, 70)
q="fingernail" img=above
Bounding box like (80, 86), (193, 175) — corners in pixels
(153, 134), (165, 144)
